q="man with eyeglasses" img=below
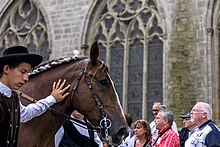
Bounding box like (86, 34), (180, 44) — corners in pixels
(179, 113), (197, 147)
(185, 102), (220, 147)
(150, 102), (179, 142)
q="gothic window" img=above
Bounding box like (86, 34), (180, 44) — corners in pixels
(0, 0), (49, 60)
(93, 0), (163, 121)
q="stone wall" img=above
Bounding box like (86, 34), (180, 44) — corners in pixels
(34, 0), (93, 58)
(160, 0), (213, 126)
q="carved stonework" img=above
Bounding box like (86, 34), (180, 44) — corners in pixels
(0, 0), (49, 60)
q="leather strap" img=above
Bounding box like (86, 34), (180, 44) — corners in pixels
(14, 90), (37, 103)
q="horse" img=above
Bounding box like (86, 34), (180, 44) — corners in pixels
(17, 41), (128, 146)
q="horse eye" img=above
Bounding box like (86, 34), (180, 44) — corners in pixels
(98, 79), (109, 86)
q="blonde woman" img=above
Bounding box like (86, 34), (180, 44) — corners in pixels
(128, 120), (152, 147)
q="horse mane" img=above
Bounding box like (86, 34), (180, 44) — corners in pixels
(28, 56), (87, 78)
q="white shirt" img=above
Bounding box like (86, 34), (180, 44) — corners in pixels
(120, 135), (136, 147)
(150, 120), (179, 141)
(55, 116), (103, 147)
(118, 129), (134, 147)
(0, 82), (56, 123)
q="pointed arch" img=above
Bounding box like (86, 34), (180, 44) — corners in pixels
(0, 0), (50, 61)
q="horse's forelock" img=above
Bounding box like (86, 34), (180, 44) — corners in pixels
(97, 59), (108, 73)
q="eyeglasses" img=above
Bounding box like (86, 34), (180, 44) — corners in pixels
(190, 109), (204, 114)
(152, 109), (159, 112)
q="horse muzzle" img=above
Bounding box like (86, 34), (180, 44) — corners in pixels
(110, 127), (129, 146)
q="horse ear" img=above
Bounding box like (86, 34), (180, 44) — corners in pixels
(90, 41), (99, 65)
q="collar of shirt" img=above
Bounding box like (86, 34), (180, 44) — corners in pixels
(0, 82), (12, 97)
(198, 120), (212, 130)
(158, 126), (171, 136)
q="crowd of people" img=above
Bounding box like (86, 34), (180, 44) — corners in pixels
(116, 102), (220, 147)
(0, 46), (220, 147)
(57, 101), (220, 147)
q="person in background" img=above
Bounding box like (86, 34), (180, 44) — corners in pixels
(150, 102), (179, 141)
(185, 102), (220, 147)
(152, 110), (180, 147)
(55, 110), (103, 147)
(0, 46), (70, 147)
(101, 138), (113, 147)
(128, 119), (152, 147)
(179, 113), (197, 147)
(119, 113), (135, 147)
(102, 140), (109, 147)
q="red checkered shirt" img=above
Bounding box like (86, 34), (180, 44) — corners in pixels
(152, 127), (180, 147)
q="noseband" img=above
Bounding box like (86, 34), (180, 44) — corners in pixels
(71, 59), (112, 141)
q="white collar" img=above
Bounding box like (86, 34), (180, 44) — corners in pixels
(0, 82), (12, 97)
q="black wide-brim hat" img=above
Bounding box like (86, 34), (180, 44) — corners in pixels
(0, 46), (43, 68)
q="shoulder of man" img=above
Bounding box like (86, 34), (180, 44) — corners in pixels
(205, 122), (220, 146)
(179, 128), (189, 140)
(165, 129), (179, 139)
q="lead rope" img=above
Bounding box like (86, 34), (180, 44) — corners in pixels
(15, 89), (100, 132)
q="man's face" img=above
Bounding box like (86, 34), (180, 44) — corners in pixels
(152, 104), (160, 117)
(154, 111), (165, 131)
(183, 118), (196, 130)
(190, 104), (205, 125)
(4, 63), (31, 90)
(72, 110), (84, 120)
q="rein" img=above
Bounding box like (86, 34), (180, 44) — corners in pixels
(15, 90), (99, 131)
(17, 59), (112, 141)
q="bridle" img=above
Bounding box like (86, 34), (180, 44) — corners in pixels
(71, 59), (112, 141)
(17, 58), (112, 141)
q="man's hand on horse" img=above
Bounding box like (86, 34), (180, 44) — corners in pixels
(51, 79), (71, 102)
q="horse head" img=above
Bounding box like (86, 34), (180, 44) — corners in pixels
(71, 41), (128, 145)
(18, 41), (128, 146)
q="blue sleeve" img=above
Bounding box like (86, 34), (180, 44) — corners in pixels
(205, 125), (220, 147)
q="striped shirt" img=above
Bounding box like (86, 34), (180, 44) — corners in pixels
(152, 127), (180, 147)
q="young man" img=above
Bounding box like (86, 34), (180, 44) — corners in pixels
(179, 113), (197, 147)
(185, 102), (220, 147)
(152, 110), (180, 147)
(0, 46), (70, 146)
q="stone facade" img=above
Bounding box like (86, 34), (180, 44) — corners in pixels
(0, 0), (219, 127)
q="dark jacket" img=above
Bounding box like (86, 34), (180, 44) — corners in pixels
(0, 92), (20, 147)
(59, 120), (99, 147)
(179, 127), (190, 147)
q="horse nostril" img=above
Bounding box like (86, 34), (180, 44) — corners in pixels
(118, 128), (129, 139)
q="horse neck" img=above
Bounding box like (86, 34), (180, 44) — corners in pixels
(19, 60), (84, 145)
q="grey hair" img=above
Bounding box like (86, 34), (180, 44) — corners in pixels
(196, 102), (212, 120)
(160, 104), (167, 110)
(161, 110), (174, 126)
(153, 102), (161, 106)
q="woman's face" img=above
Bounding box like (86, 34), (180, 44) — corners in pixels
(134, 122), (147, 138)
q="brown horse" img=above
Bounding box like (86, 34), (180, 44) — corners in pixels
(17, 41), (128, 146)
